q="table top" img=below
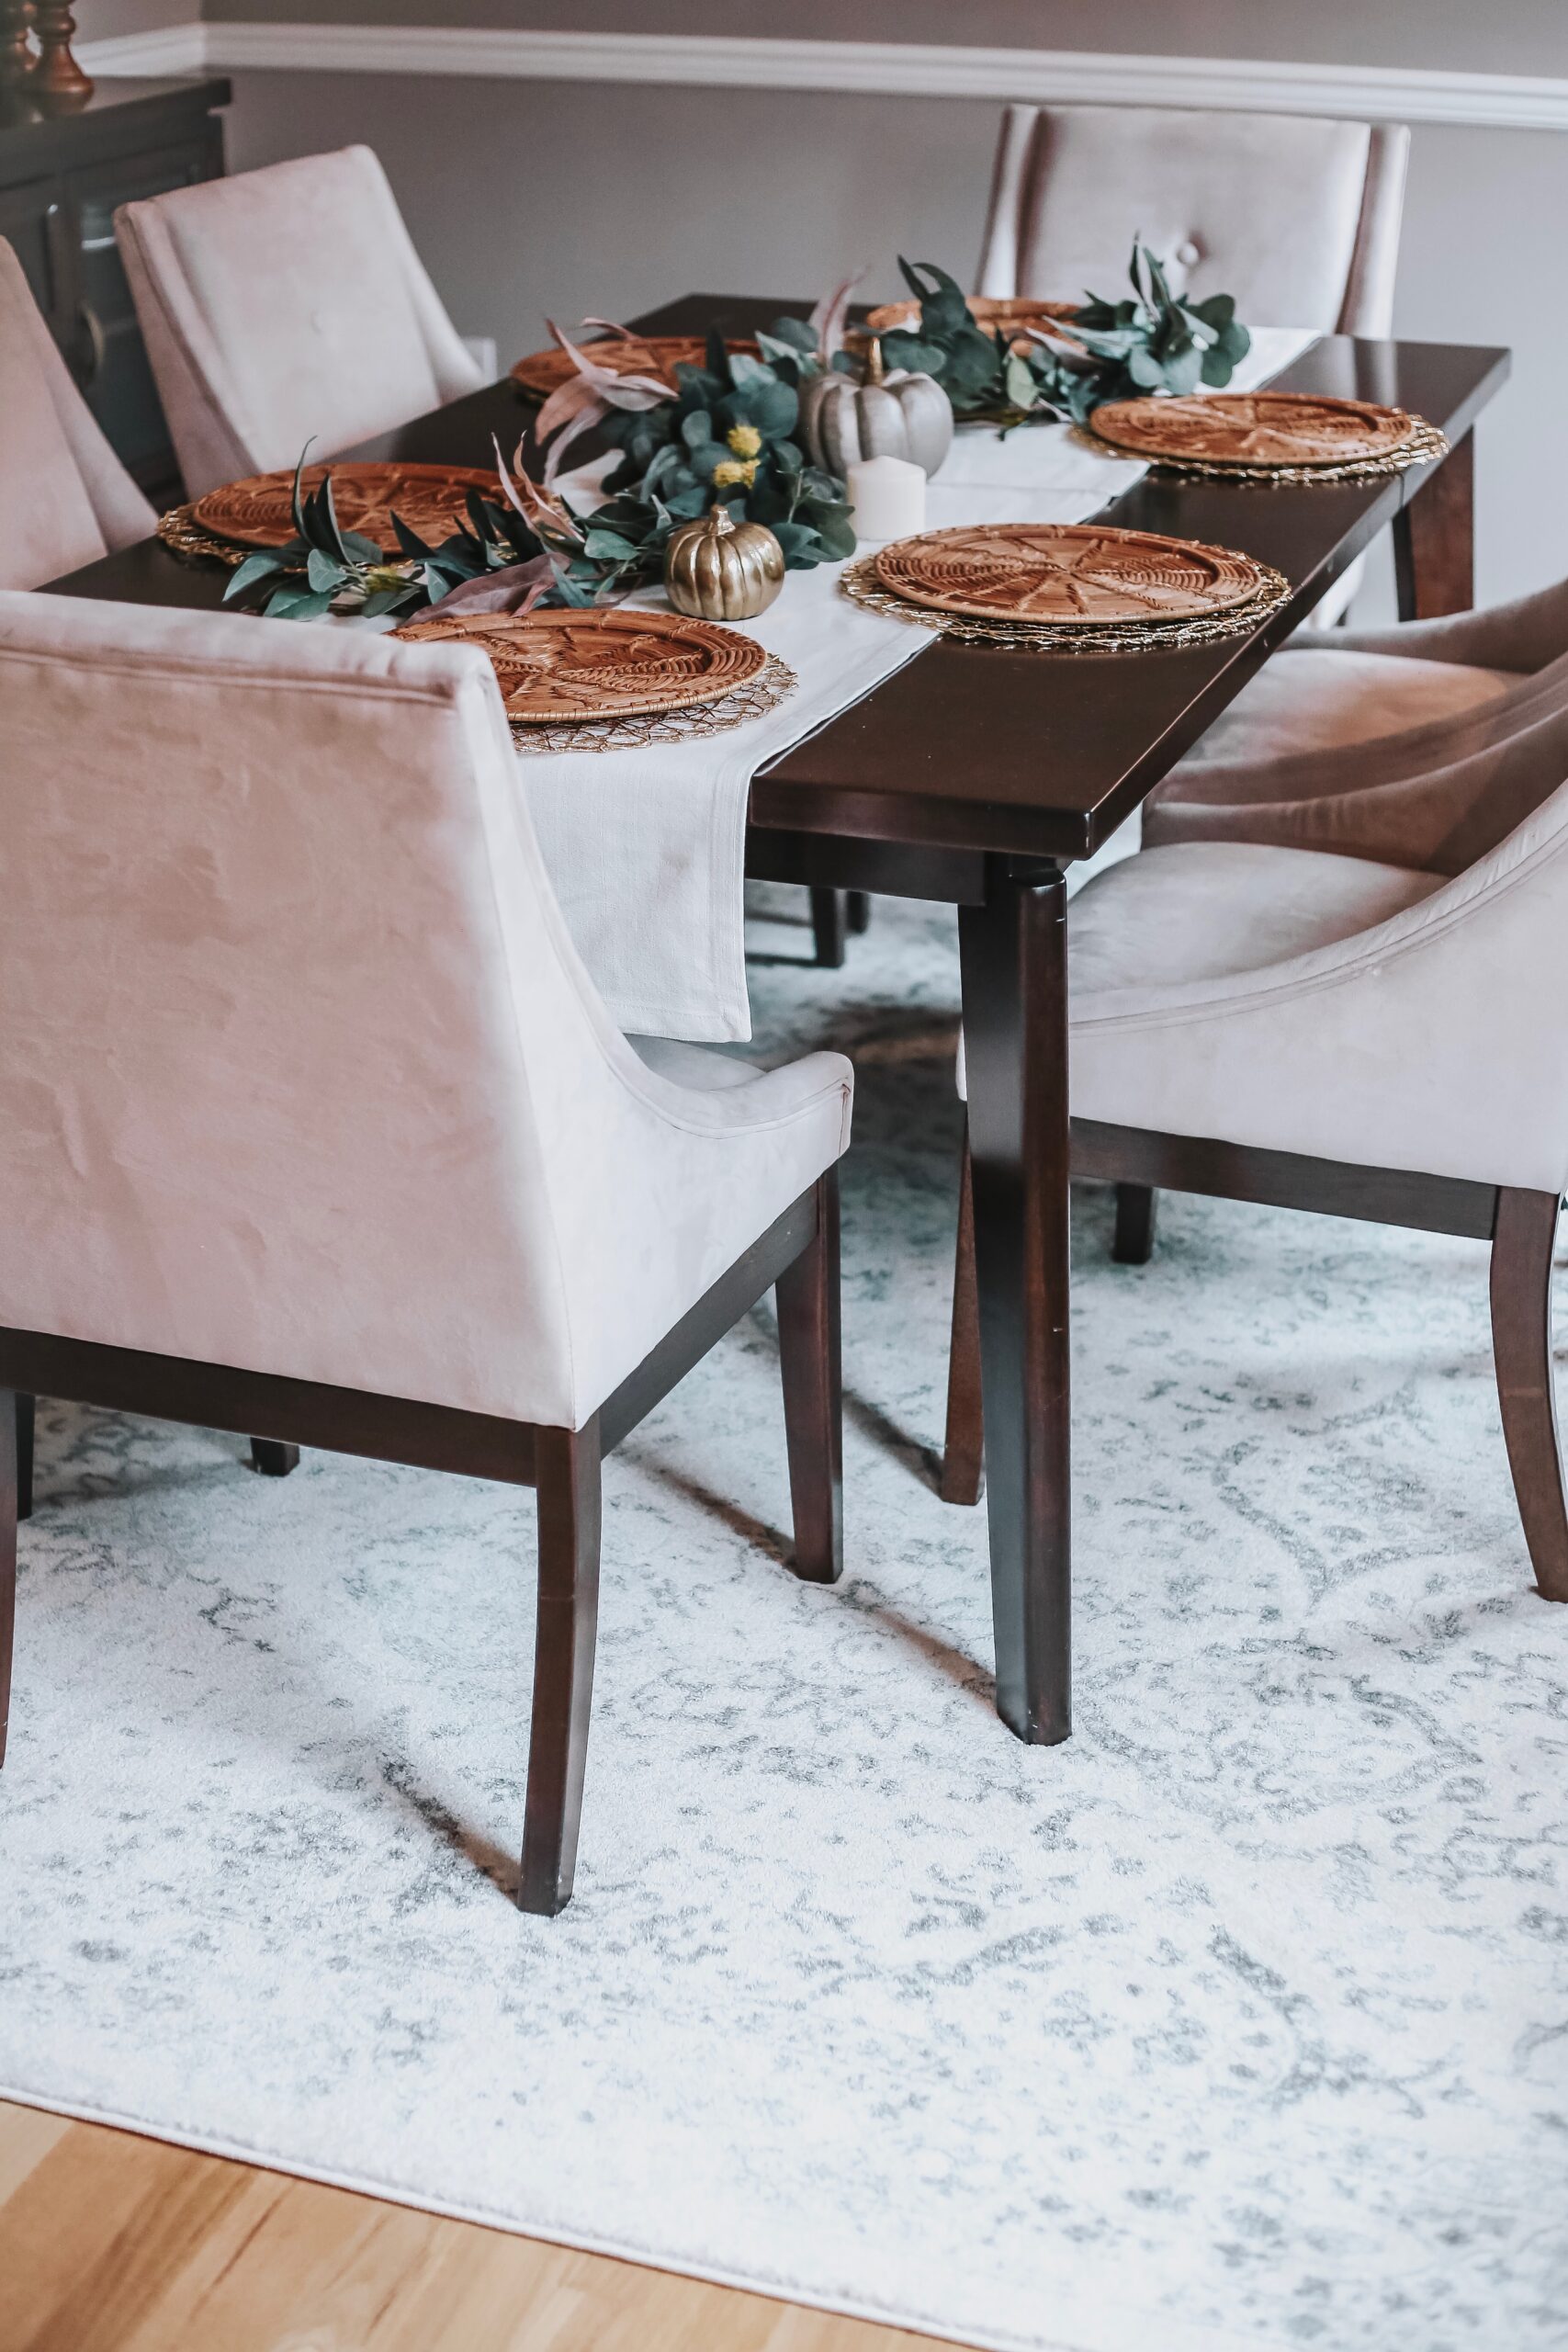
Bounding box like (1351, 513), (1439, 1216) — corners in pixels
(44, 291), (1509, 865)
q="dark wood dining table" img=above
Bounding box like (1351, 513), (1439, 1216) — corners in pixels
(46, 293), (1511, 1751)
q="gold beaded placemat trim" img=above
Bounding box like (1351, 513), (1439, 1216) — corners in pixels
(159, 505), (250, 567)
(510, 652), (797, 753)
(840, 554), (1292, 653)
(1077, 414), (1450, 486)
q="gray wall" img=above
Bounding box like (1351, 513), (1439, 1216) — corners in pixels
(201, 0), (1568, 78)
(220, 46), (1567, 615)
(87, 0), (199, 37)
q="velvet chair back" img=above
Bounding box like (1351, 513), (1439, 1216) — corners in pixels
(0, 594), (851, 1429)
(976, 105), (1409, 335)
(0, 239), (155, 588)
(115, 146), (486, 498)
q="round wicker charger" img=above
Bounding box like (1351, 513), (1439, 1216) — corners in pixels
(874, 522), (1274, 628)
(393, 606), (769, 723)
(508, 651), (796, 754)
(511, 335), (757, 400)
(1088, 392), (1447, 482)
(190, 463), (498, 553)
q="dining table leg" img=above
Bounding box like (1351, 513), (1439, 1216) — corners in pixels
(958, 860), (1072, 1747)
(1393, 426), (1474, 620)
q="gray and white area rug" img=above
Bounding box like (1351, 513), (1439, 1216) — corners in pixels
(3, 887), (1565, 2352)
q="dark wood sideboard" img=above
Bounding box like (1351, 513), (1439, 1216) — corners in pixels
(0, 74), (230, 502)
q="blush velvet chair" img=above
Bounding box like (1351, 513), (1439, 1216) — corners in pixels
(977, 103), (1408, 336)
(0, 236), (296, 1500)
(114, 144), (486, 500)
(0, 592), (853, 1914)
(940, 711), (1568, 1618)
(1145, 577), (1568, 846)
(0, 236), (155, 589)
(976, 103), (1410, 631)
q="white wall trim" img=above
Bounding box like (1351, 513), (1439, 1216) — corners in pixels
(78, 23), (1568, 135)
(78, 21), (206, 78)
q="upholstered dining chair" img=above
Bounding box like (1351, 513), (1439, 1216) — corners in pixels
(976, 103), (1410, 630)
(977, 104), (1408, 338)
(939, 713), (1568, 1621)
(0, 591), (853, 1914)
(1146, 575), (1568, 844)
(0, 238), (298, 1496)
(114, 144), (486, 499)
(0, 236), (155, 588)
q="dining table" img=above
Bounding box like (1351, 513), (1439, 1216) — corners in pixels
(45, 291), (1511, 1752)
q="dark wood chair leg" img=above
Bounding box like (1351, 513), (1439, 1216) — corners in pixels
(775, 1169), (843, 1583)
(1112, 1184), (1158, 1265)
(809, 887), (848, 968)
(16, 1393), (33, 1522)
(1, 1391), (17, 1767)
(1490, 1188), (1568, 1602)
(959, 862), (1073, 1745)
(520, 1417), (602, 1916)
(941, 1126), (984, 1506)
(846, 890), (872, 934)
(250, 1438), (299, 1477)
(1393, 427), (1474, 620)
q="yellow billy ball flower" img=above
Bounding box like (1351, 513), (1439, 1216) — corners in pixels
(726, 422), (762, 458)
(712, 458), (759, 489)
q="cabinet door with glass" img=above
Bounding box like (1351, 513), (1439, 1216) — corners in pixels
(66, 131), (223, 496)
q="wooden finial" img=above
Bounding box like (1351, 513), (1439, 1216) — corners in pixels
(0, 1), (39, 110)
(31, 0), (92, 109)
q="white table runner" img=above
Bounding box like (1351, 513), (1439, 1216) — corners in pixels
(523, 326), (1317, 1042)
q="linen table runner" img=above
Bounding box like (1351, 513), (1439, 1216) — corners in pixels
(523, 326), (1317, 1042)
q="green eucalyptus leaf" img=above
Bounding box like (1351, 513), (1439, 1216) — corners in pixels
(288, 444), (314, 540)
(751, 379), (799, 439)
(765, 313), (818, 354)
(224, 550), (290, 601)
(582, 527), (642, 560)
(266, 585), (337, 623)
(1162, 342), (1204, 394)
(306, 547), (346, 593)
(1003, 351), (1038, 412)
(1189, 291), (1235, 330)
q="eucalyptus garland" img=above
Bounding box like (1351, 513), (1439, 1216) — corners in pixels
(226, 326), (857, 622)
(224, 243), (1252, 622)
(576, 322), (857, 588)
(880, 244), (1252, 428)
(221, 447), (593, 624)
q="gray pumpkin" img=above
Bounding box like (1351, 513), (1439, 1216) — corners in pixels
(799, 339), (953, 480)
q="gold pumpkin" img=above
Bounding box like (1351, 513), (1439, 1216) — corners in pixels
(663, 503), (785, 622)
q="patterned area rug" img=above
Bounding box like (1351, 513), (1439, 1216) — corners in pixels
(2, 888), (1564, 2352)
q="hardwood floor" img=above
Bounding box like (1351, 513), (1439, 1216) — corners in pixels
(0, 2099), (966, 2352)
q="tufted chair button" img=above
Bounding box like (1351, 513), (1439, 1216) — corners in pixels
(1174, 238), (1201, 270)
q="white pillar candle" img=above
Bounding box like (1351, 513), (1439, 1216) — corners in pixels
(846, 453), (926, 543)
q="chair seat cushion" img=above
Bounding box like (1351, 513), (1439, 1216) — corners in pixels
(1068, 842), (1445, 1001)
(1174, 647), (1514, 774)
